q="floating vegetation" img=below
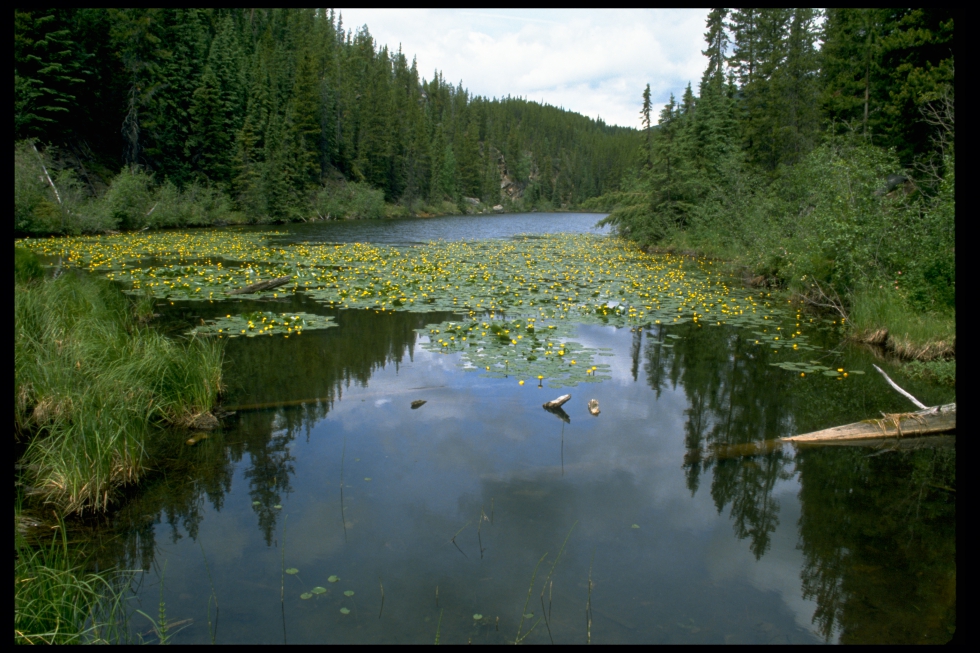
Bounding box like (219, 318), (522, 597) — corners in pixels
(285, 568), (299, 575)
(311, 586), (327, 595)
(18, 231), (831, 384)
(19, 230), (808, 327)
(327, 575), (339, 583)
(417, 317), (612, 388)
(189, 311), (337, 338)
(769, 361), (866, 378)
(344, 590), (355, 597)
(473, 613), (483, 621)
(340, 607), (350, 615)
(300, 592), (313, 600)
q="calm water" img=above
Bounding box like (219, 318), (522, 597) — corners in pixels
(88, 214), (954, 644)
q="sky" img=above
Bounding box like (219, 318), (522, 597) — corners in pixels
(335, 9), (711, 130)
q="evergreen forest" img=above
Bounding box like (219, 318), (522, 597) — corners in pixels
(587, 8), (954, 340)
(15, 8), (637, 232)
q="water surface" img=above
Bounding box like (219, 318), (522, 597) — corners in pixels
(89, 214), (953, 644)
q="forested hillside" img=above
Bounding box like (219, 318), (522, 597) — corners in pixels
(591, 9), (953, 350)
(14, 8), (637, 232)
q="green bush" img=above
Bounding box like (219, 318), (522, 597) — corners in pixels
(102, 168), (155, 230)
(314, 181), (386, 220)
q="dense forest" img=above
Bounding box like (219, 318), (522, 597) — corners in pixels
(14, 8), (637, 232)
(589, 8), (954, 336)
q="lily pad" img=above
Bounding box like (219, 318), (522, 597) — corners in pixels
(300, 592), (313, 600)
(311, 586), (327, 595)
(327, 575), (339, 583)
(285, 568), (299, 575)
(252, 501), (261, 506)
(524, 613), (534, 619)
(340, 607), (350, 615)
(473, 613), (484, 620)
(631, 524), (640, 529)
(274, 504), (282, 510)
(344, 590), (355, 597)
(364, 478), (372, 481)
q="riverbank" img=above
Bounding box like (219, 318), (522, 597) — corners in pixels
(15, 248), (224, 514)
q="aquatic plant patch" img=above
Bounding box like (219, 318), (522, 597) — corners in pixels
(189, 311), (337, 338)
(417, 317), (612, 388)
(18, 231), (831, 379)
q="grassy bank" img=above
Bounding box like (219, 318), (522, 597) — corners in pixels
(15, 248), (223, 513)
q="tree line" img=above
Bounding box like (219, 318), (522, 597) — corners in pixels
(592, 8), (954, 320)
(14, 8), (638, 232)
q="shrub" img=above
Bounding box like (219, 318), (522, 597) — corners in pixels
(314, 181), (386, 220)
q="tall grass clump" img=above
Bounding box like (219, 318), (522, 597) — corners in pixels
(15, 265), (223, 513)
(14, 524), (130, 644)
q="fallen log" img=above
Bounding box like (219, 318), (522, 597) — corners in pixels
(228, 276), (291, 295)
(781, 403), (955, 444)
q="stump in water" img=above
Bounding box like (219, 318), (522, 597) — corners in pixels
(543, 394), (571, 409)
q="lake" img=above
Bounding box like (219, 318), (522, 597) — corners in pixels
(62, 213), (954, 644)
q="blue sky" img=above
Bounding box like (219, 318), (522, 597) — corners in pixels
(336, 9), (710, 129)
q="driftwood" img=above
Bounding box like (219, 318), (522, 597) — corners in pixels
(543, 394), (571, 410)
(588, 399), (600, 416)
(411, 400), (426, 409)
(781, 403), (955, 444)
(228, 276), (291, 295)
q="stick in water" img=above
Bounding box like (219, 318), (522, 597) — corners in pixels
(873, 364), (929, 410)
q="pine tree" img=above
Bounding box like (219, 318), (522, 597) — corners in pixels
(640, 83), (653, 169)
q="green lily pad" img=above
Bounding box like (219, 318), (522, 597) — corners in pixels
(340, 607), (350, 615)
(311, 586), (327, 595)
(473, 613), (483, 620)
(285, 568), (299, 575)
(344, 590), (354, 597)
(252, 501), (261, 506)
(300, 592), (313, 600)
(631, 524), (640, 529)
(327, 575), (339, 583)
(274, 504), (282, 510)
(364, 477), (372, 481)
(524, 613), (534, 619)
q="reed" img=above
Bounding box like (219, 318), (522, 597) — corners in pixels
(14, 523), (130, 644)
(15, 272), (223, 513)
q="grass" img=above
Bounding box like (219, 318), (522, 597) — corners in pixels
(848, 286), (955, 361)
(15, 260), (224, 514)
(14, 520), (130, 644)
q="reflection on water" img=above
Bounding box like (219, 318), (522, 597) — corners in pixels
(84, 307), (954, 644)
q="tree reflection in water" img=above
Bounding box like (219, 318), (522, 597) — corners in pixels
(659, 322), (955, 643)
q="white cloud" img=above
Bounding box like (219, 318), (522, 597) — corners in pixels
(336, 9), (709, 128)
